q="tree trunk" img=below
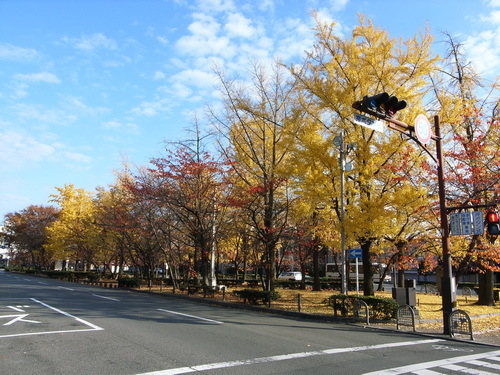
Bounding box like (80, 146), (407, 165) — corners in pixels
(477, 269), (495, 306)
(361, 241), (374, 296)
(312, 247), (321, 291)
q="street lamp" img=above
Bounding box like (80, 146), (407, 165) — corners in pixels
(333, 132), (355, 295)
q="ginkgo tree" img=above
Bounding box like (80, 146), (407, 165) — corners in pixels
(45, 184), (102, 271)
(289, 14), (439, 296)
(212, 61), (305, 292)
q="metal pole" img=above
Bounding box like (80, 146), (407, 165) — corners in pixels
(339, 134), (348, 295)
(434, 115), (455, 335)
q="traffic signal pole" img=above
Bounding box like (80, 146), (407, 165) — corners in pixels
(434, 115), (455, 335)
(352, 100), (455, 335)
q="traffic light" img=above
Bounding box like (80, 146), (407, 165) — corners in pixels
(381, 95), (407, 116)
(361, 92), (406, 117)
(486, 211), (500, 235)
(362, 92), (389, 112)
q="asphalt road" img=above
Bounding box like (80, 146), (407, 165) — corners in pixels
(1, 269), (499, 375)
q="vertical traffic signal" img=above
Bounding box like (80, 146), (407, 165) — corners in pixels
(486, 211), (500, 235)
(362, 92), (389, 112)
(381, 95), (407, 116)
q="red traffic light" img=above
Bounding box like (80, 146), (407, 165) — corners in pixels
(487, 212), (499, 222)
(382, 96), (407, 116)
(486, 211), (500, 236)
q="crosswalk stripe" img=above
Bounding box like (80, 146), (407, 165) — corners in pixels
(440, 363), (497, 374)
(467, 359), (500, 370)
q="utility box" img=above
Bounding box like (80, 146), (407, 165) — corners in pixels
(404, 279), (416, 288)
(392, 287), (416, 307)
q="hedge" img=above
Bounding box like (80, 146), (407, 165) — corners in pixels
(233, 289), (281, 305)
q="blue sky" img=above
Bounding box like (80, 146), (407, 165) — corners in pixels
(0, 0), (498, 219)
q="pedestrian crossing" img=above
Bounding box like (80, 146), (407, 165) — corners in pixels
(364, 350), (500, 374)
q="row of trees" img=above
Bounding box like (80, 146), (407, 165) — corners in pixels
(2, 16), (499, 304)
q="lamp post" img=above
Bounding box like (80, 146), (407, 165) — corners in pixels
(334, 132), (355, 295)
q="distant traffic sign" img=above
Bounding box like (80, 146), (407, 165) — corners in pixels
(353, 113), (384, 132)
(348, 248), (362, 258)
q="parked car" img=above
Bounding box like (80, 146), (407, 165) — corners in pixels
(278, 272), (302, 281)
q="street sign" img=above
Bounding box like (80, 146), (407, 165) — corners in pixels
(449, 211), (484, 236)
(472, 211), (484, 235)
(460, 212), (473, 235)
(348, 248), (362, 258)
(450, 213), (461, 236)
(414, 114), (432, 144)
(353, 113), (384, 132)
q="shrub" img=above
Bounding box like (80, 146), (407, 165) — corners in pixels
(331, 294), (398, 320)
(233, 289), (281, 305)
(356, 295), (399, 320)
(118, 277), (141, 288)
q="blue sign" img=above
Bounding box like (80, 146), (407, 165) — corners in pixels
(348, 248), (362, 258)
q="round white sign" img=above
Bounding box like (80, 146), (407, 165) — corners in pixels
(414, 114), (432, 144)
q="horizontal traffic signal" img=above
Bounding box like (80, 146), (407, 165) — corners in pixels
(362, 92), (389, 112)
(360, 92), (406, 117)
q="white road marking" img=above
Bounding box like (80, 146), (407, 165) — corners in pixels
(59, 286), (74, 291)
(0, 314), (41, 325)
(440, 363), (497, 374)
(1, 299), (104, 338)
(31, 298), (104, 331)
(93, 294), (120, 301)
(467, 359), (500, 370)
(363, 349), (500, 375)
(136, 338), (443, 375)
(157, 309), (223, 325)
(8, 305), (26, 312)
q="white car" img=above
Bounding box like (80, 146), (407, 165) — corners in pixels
(278, 272), (302, 281)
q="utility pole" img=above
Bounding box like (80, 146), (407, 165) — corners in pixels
(334, 133), (355, 295)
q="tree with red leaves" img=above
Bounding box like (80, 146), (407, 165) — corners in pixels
(431, 34), (500, 305)
(3, 205), (59, 268)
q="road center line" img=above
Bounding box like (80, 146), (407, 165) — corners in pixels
(136, 338), (443, 375)
(157, 309), (223, 325)
(93, 294), (120, 301)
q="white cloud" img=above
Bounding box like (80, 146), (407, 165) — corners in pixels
(172, 69), (217, 88)
(63, 33), (118, 51)
(194, 0), (235, 14)
(61, 151), (92, 163)
(176, 13), (234, 58)
(465, 8), (500, 78)
(0, 130), (55, 168)
(329, 0), (349, 12)
(465, 31), (500, 77)
(12, 103), (78, 125)
(153, 71), (166, 80)
(224, 12), (257, 38)
(0, 43), (39, 61)
(131, 99), (171, 116)
(13, 72), (61, 84)
(102, 120), (140, 134)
